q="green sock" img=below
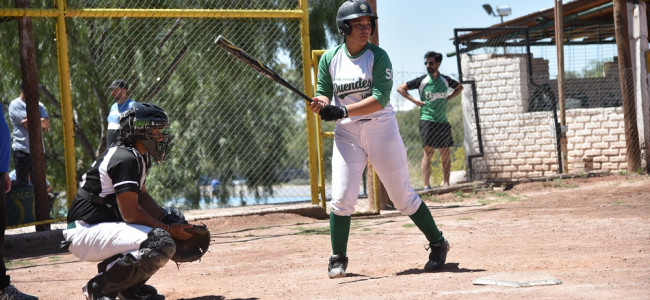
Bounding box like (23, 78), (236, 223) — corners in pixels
(409, 202), (442, 243)
(330, 212), (351, 255)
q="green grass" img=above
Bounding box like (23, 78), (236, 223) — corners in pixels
(293, 226), (330, 235)
(5, 260), (35, 269)
(494, 191), (521, 202)
(233, 233), (257, 239)
(477, 199), (498, 205)
(402, 223), (416, 228)
(459, 217), (473, 221)
(477, 192), (522, 205)
(453, 190), (469, 198)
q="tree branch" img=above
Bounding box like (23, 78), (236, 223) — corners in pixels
(142, 43), (189, 101)
(39, 85), (96, 161)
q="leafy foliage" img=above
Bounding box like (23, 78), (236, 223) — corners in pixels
(2, 2), (336, 213)
(308, 0), (347, 50)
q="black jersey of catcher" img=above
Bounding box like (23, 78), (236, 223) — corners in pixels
(67, 146), (151, 224)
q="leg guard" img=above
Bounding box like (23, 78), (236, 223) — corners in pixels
(85, 228), (176, 298)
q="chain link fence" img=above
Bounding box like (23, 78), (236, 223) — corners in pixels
(391, 71), (466, 189)
(1, 0), (315, 228)
(453, 25), (644, 181)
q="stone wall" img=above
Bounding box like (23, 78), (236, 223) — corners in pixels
(461, 53), (627, 180)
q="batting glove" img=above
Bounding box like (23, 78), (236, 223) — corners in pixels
(319, 105), (348, 121)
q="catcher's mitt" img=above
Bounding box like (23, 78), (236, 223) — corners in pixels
(172, 224), (211, 263)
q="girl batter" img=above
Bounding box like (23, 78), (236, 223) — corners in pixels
(310, 0), (450, 279)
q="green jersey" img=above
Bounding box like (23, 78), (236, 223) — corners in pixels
(405, 73), (459, 123)
(316, 42), (394, 123)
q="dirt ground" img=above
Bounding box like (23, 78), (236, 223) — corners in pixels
(4, 174), (650, 300)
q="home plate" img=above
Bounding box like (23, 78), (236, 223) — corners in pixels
(472, 272), (562, 287)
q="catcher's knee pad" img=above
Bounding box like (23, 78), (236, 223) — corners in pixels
(138, 227), (176, 273)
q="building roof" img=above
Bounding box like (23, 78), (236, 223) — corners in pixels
(453, 0), (649, 54)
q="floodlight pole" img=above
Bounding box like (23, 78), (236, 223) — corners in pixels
(554, 0), (568, 174)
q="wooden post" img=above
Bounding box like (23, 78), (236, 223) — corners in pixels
(554, 0), (569, 174)
(16, 0), (50, 231)
(613, 0), (642, 172)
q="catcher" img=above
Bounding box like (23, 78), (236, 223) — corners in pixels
(64, 103), (209, 300)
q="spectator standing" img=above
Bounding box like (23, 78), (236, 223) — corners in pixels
(8, 82), (50, 188)
(106, 79), (136, 146)
(397, 51), (463, 188)
(210, 178), (220, 199)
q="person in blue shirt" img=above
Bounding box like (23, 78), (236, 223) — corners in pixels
(1, 104), (38, 299)
(210, 178), (221, 199)
(106, 79), (136, 146)
(8, 82), (50, 188)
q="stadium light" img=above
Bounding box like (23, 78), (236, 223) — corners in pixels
(483, 4), (511, 23)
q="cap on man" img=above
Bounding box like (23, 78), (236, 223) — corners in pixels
(109, 79), (129, 91)
(106, 79), (136, 146)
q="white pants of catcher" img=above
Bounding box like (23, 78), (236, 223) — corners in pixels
(63, 220), (151, 262)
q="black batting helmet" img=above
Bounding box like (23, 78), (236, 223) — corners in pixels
(118, 102), (171, 162)
(336, 0), (377, 36)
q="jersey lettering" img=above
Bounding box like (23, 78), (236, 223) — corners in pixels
(334, 78), (373, 99)
(425, 92), (448, 101)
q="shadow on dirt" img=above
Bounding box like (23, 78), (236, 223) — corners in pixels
(336, 262), (486, 285)
(396, 263), (485, 275)
(179, 296), (259, 300)
(338, 273), (389, 284)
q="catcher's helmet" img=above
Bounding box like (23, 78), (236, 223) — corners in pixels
(336, 0), (377, 36)
(118, 102), (171, 162)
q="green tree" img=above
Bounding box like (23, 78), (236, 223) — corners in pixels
(1, 2), (339, 213)
(308, 0), (347, 50)
(582, 59), (605, 78)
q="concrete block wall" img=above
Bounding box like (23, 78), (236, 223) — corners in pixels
(565, 107), (627, 172)
(461, 53), (628, 180)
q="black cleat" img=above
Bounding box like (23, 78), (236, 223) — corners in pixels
(117, 283), (164, 300)
(327, 254), (349, 279)
(424, 237), (450, 271)
(82, 279), (116, 300)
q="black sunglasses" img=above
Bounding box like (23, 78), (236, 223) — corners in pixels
(424, 61), (437, 66)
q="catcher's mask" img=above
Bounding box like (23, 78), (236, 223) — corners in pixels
(336, 0), (377, 36)
(118, 102), (171, 162)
